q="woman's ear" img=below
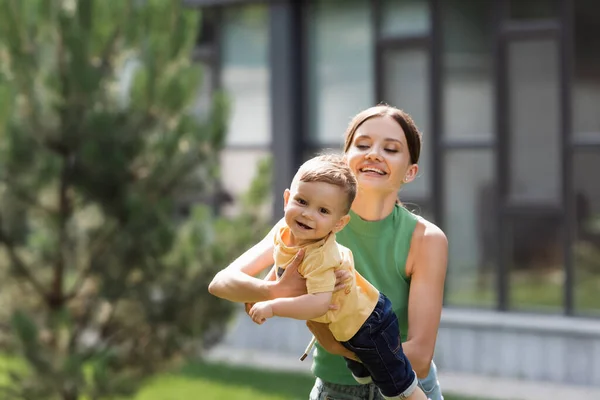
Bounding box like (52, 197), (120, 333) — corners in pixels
(334, 214), (351, 233)
(403, 163), (419, 184)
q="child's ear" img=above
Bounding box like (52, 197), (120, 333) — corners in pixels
(333, 214), (351, 233)
(283, 189), (291, 210)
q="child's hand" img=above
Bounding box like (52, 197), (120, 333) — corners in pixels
(249, 301), (274, 325)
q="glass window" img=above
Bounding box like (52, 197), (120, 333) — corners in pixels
(444, 150), (496, 308)
(507, 39), (561, 205)
(508, 0), (559, 20)
(573, 151), (600, 316)
(220, 148), (272, 215)
(380, 0), (430, 38)
(191, 62), (214, 119)
(442, 0), (493, 140)
(508, 214), (563, 312)
(382, 48), (430, 205)
(573, 0), (600, 140)
(306, 0), (373, 145)
(221, 5), (271, 146)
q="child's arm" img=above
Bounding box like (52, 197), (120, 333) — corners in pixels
(248, 292), (332, 324)
(272, 292), (332, 320)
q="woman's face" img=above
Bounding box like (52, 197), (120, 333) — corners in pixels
(345, 116), (418, 195)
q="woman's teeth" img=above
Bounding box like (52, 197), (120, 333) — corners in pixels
(360, 167), (386, 175)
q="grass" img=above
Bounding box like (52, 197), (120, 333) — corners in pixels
(0, 355), (491, 399)
(131, 361), (490, 400)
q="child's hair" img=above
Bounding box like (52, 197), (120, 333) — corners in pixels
(294, 153), (357, 214)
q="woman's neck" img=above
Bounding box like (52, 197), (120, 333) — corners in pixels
(351, 190), (398, 221)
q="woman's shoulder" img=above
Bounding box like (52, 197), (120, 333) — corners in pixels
(394, 205), (445, 239)
(405, 215), (448, 275)
(413, 215), (447, 243)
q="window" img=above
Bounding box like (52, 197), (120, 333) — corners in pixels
(380, 0), (430, 38)
(507, 39), (561, 205)
(306, 0), (374, 145)
(573, 0), (600, 141)
(507, 213), (563, 312)
(221, 5), (271, 146)
(442, 0), (493, 140)
(191, 63), (214, 119)
(573, 151), (600, 316)
(444, 150), (496, 307)
(508, 0), (559, 21)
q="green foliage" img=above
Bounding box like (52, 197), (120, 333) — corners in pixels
(0, 1), (271, 399)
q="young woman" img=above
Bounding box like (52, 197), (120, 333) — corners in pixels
(209, 105), (448, 400)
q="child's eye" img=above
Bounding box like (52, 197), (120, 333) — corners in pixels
(385, 148), (398, 153)
(320, 208), (329, 214)
(356, 144), (369, 150)
(297, 198), (307, 205)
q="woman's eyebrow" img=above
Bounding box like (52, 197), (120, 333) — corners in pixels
(384, 138), (402, 144)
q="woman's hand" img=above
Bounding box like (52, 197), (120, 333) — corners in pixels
(245, 250), (307, 315)
(270, 249), (308, 299)
(244, 252), (351, 316)
(333, 268), (352, 293)
(306, 321), (359, 362)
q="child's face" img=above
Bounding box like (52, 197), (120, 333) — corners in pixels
(283, 180), (350, 242)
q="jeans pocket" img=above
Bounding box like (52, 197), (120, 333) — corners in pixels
(310, 380), (367, 400)
(322, 392), (362, 400)
(380, 317), (403, 356)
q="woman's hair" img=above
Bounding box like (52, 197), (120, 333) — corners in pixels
(343, 104), (422, 165)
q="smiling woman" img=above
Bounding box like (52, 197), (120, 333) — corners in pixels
(208, 104), (447, 400)
(344, 106), (423, 205)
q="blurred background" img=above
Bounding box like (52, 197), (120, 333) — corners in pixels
(188, 0), (600, 398)
(0, 0), (598, 399)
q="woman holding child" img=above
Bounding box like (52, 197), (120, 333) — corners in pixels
(208, 104), (448, 400)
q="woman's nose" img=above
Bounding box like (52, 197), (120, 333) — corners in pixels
(366, 148), (383, 161)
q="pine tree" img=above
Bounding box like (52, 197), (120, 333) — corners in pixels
(0, 1), (269, 399)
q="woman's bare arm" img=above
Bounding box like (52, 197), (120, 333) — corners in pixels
(305, 321), (358, 361)
(403, 219), (448, 378)
(208, 219), (307, 303)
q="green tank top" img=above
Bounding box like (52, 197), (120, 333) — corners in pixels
(311, 204), (418, 385)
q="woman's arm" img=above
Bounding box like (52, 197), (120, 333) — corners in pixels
(208, 220), (307, 303)
(403, 220), (448, 378)
(306, 321), (359, 361)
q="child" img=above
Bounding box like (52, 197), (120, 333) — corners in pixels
(247, 154), (426, 400)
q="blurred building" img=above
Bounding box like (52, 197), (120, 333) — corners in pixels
(186, 0), (600, 388)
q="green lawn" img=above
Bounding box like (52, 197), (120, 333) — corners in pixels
(131, 361), (490, 400)
(0, 355), (491, 400)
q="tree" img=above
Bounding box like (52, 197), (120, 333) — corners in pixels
(0, 1), (269, 399)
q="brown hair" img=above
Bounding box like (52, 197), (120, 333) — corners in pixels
(343, 104), (422, 164)
(294, 154), (357, 214)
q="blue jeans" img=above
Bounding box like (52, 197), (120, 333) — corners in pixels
(340, 293), (417, 399)
(309, 361), (444, 400)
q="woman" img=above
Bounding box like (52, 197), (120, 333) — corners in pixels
(209, 104), (448, 400)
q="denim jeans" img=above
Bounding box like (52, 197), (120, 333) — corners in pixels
(309, 361), (444, 400)
(340, 293), (416, 399)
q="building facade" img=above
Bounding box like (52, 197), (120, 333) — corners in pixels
(187, 0), (600, 387)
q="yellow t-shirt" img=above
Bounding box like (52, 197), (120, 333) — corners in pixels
(273, 225), (379, 342)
